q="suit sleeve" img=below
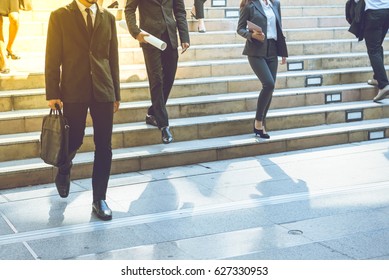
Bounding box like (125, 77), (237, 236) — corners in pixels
(124, 0), (141, 39)
(109, 14), (121, 102)
(45, 11), (63, 100)
(237, 5), (253, 42)
(173, 0), (190, 44)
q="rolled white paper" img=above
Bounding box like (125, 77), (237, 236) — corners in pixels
(118, 20), (167, 51)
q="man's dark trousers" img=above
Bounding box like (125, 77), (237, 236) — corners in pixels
(60, 99), (114, 202)
(364, 8), (389, 89)
(142, 31), (178, 128)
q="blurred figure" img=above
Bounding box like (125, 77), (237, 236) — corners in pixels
(191, 0), (207, 32)
(237, 0), (288, 139)
(0, 0), (21, 61)
(354, 0), (389, 102)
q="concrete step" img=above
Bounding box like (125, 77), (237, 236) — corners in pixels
(19, 4), (345, 23)
(0, 99), (387, 162)
(0, 18), (354, 43)
(4, 50), (382, 86)
(0, 83), (377, 135)
(27, 0), (345, 11)
(0, 117), (387, 189)
(3, 36), (386, 67)
(0, 63), (383, 108)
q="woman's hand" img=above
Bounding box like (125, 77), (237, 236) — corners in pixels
(252, 30), (265, 42)
(280, 57), (287, 65)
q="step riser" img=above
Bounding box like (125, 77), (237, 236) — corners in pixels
(0, 87), (376, 135)
(1, 101), (387, 162)
(0, 125), (386, 190)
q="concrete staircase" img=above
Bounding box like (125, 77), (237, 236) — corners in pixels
(0, 0), (388, 189)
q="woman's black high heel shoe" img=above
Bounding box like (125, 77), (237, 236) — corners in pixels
(253, 121), (270, 139)
(6, 49), (20, 60)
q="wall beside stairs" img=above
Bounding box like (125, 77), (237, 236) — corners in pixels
(0, 0), (388, 189)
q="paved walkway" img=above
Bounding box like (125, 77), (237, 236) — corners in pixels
(1, 139), (389, 260)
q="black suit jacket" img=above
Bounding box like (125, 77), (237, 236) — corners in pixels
(45, 1), (120, 103)
(124, 0), (190, 49)
(237, 0), (288, 58)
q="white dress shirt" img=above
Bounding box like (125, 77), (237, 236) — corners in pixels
(354, 0), (389, 10)
(76, 0), (97, 26)
(260, 0), (277, 40)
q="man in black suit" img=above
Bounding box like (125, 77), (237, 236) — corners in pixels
(124, 0), (190, 144)
(45, 0), (120, 221)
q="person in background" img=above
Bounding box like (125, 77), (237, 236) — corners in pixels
(237, 0), (288, 139)
(125, 0), (190, 144)
(45, 0), (120, 221)
(354, 0), (389, 102)
(191, 0), (207, 33)
(0, 0), (21, 65)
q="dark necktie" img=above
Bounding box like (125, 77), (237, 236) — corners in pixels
(85, 8), (93, 40)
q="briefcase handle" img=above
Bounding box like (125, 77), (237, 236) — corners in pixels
(50, 103), (63, 116)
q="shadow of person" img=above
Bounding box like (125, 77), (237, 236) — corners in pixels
(251, 156), (310, 223)
(127, 176), (179, 216)
(47, 195), (68, 227)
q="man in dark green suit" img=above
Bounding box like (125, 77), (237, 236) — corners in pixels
(45, 0), (120, 221)
(125, 0), (190, 144)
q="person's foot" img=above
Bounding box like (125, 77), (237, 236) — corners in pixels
(373, 85), (389, 102)
(0, 68), (10, 74)
(191, 6), (197, 19)
(161, 126), (173, 144)
(198, 19), (206, 33)
(92, 200), (112, 221)
(145, 114), (158, 127)
(55, 172), (71, 198)
(6, 49), (20, 60)
(368, 79), (378, 86)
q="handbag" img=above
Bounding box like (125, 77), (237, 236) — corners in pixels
(40, 105), (70, 167)
(19, 0), (33, 11)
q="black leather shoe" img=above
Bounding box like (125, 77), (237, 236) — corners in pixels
(161, 126), (173, 144)
(92, 200), (112, 221)
(55, 172), (70, 198)
(145, 114), (158, 127)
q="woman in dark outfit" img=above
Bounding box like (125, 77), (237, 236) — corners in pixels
(237, 0), (288, 139)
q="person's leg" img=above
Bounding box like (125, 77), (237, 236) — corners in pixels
(6, 11), (20, 59)
(54, 102), (88, 197)
(89, 101), (114, 202)
(161, 32), (178, 108)
(193, 0), (206, 32)
(0, 15), (4, 43)
(248, 56), (277, 131)
(142, 46), (169, 128)
(364, 9), (389, 90)
(61, 102), (89, 173)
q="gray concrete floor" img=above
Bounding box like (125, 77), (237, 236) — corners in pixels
(1, 139), (389, 260)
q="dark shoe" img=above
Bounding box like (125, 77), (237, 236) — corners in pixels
(92, 200), (112, 221)
(107, 1), (119, 8)
(145, 114), (158, 127)
(253, 121), (270, 139)
(198, 27), (206, 33)
(6, 49), (20, 60)
(55, 172), (70, 198)
(161, 126), (173, 144)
